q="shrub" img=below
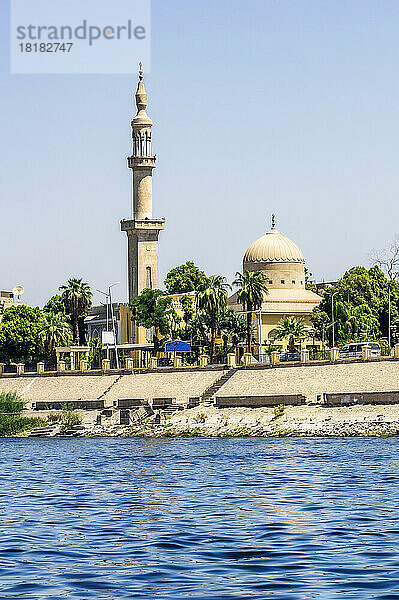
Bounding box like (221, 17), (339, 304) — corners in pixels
(193, 412), (206, 424)
(47, 412), (62, 423)
(0, 391), (46, 436)
(60, 404), (82, 433)
(0, 391), (25, 413)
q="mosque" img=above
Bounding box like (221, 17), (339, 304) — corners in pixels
(228, 216), (322, 354)
(120, 67), (322, 353)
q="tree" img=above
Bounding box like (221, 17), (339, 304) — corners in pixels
(313, 266), (399, 344)
(89, 336), (103, 369)
(274, 316), (308, 352)
(39, 312), (73, 359)
(164, 261), (208, 294)
(217, 309), (246, 354)
(196, 276), (231, 362)
(59, 278), (92, 345)
(0, 305), (44, 362)
(130, 289), (177, 354)
(233, 271), (268, 354)
(43, 295), (66, 316)
(371, 237), (399, 281)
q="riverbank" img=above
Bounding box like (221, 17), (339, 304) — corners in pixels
(33, 403), (399, 438)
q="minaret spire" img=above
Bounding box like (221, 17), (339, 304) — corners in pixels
(135, 61), (147, 114)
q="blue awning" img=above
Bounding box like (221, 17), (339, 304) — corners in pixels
(165, 341), (191, 353)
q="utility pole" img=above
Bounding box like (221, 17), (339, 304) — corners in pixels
(388, 283), (391, 348)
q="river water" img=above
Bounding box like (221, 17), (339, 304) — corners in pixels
(1, 437), (399, 599)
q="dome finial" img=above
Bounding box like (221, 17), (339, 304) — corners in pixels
(271, 213), (276, 230)
(138, 61), (143, 81)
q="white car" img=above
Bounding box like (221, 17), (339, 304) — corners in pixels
(339, 342), (381, 359)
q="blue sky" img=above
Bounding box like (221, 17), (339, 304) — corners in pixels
(1, 0), (399, 306)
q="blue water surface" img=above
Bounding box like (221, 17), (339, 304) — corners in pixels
(0, 437), (399, 599)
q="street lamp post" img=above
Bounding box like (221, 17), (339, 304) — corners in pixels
(331, 292), (337, 348)
(96, 282), (120, 369)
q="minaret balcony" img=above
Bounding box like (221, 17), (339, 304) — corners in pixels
(121, 218), (165, 233)
(128, 155), (156, 169)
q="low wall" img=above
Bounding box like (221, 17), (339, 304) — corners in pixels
(323, 391), (399, 407)
(215, 395), (306, 408)
(34, 399), (105, 411)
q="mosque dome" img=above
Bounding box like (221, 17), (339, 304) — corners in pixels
(244, 227), (304, 264)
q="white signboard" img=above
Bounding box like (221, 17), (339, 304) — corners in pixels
(102, 331), (115, 346)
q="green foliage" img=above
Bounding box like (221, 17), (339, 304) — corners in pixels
(274, 316), (308, 352)
(60, 404), (82, 433)
(312, 266), (397, 345)
(164, 261), (208, 294)
(218, 309), (247, 353)
(180, 295), (195, 323)
(130, 289), (180, 353)
(59, 278), (92, 345)
(47, 412), (62, 423)
(39, 312), (73, 357)
(130, 289), (176, 336)
(0, 391), (45, 436)
(0, 305), (45, 362)
(196, 276), (231, 362)
(89, 336), (103, 369)
(0, 391), (25, 413)
(233, 271), (268, 353)
(0, 415), (46, 436)
(43, 295), (66, 316)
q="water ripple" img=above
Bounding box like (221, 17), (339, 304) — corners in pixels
(0, 438), (399, 598)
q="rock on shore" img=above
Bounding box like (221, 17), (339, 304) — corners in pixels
(105, 404), (399, 437)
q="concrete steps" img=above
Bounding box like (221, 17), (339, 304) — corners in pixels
(200, 368), (238, 403)
(28, 425), (59, 437)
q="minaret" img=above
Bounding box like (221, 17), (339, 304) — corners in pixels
(121, 63), (165, 309)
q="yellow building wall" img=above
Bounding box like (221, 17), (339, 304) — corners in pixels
(253, 312), (321, 351)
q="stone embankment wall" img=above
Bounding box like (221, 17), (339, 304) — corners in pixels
(0, 371), (222, 407)
(2, 360), (399, 413)
(216, 361), (399, 403)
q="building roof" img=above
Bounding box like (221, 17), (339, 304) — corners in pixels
(244, 227), (305, 264)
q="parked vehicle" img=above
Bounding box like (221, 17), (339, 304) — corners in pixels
(279, 351), (301, 362)
(339, 342), (381, 359)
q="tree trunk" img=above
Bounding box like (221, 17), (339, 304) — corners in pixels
(73, 313), (79, 345)
(210, 314), (216, 363)
(246, 313), (252, 353)
(289, 336), (295, 353)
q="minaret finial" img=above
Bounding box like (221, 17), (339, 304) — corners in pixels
(135, 61), (147, 113)
(271, 214), (276, 229)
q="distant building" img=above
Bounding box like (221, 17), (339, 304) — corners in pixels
(0, 291), (14, 319)
(85, 303), (136, 346)
(313, 280), (338, 293)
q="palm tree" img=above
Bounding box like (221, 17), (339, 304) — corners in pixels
(196, 275), (231, 362)
(59, 278), (92, 345)
(274, 316), (308, 352)
(39, 312), (73, 359)
(233, 271), (268, 354)
(217, 309), (247, 355)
